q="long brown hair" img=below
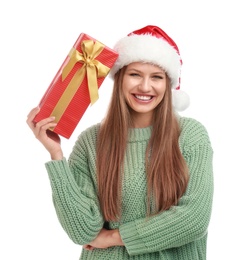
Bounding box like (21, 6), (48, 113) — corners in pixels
(97, 66), (189, 221)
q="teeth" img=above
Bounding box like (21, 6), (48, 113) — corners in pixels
(135, 95), (152, 100)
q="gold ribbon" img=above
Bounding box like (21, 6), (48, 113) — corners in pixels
(50, 39), (111, 124)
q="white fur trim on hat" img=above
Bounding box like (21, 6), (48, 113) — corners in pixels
(110, 34), (181, 89)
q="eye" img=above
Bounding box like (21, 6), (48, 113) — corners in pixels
(152, 75), (164, 79)
(129, 73), (140, 77)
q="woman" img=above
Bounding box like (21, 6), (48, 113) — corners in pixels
(27, 25), (214, 259)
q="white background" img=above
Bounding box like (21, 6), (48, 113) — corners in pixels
(1, 0), (241, 259)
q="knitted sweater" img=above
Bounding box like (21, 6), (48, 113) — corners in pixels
(45, 116), (213, 260)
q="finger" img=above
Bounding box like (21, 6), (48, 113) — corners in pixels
(26, 107), (40, 127)
(83, 245), (94, 250)
(27, 106), (40, 119)
(34, 119), (57, 138)
(35, 116), (56, 129)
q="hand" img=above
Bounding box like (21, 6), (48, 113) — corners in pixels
(83, 228), (124, 251)
(26, 107), (63, 160)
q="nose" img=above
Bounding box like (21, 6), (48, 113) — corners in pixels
(138, 78), (152, 92)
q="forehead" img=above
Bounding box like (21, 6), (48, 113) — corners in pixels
(126, 62), (166, 73)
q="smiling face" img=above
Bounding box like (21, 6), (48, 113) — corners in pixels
(122, 62), (167, 127)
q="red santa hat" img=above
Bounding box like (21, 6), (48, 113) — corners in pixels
(110, 25), (190, 111)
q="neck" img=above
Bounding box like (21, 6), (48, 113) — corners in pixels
(131, 112), (153, 128)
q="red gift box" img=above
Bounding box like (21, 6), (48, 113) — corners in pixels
(34, 33), (119, 139)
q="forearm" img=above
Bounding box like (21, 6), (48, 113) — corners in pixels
(119, 144), (213, 255)
(46, 159), (104, 245)
(50, 149), (63, 160)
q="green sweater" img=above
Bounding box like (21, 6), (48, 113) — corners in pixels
(46, 116), (213, 260)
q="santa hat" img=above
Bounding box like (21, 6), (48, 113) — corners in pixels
(110, 25), (190, 111)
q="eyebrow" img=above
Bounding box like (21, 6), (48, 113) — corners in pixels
(126, 68), (166, 75)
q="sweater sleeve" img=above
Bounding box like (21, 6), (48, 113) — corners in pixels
(119, 118), (214, 255)
(45, 126), (104, 245)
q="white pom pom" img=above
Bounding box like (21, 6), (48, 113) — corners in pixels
(172, 89), (190, 111)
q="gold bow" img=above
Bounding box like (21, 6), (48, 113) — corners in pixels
(50, 39), (110, 124)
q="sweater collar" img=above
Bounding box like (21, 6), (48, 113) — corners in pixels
(128, 126), (152, 142)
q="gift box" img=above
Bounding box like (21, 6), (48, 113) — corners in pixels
(33, 33), (119, 139)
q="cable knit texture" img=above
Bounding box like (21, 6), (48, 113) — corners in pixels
(45, 116), (213, 259)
